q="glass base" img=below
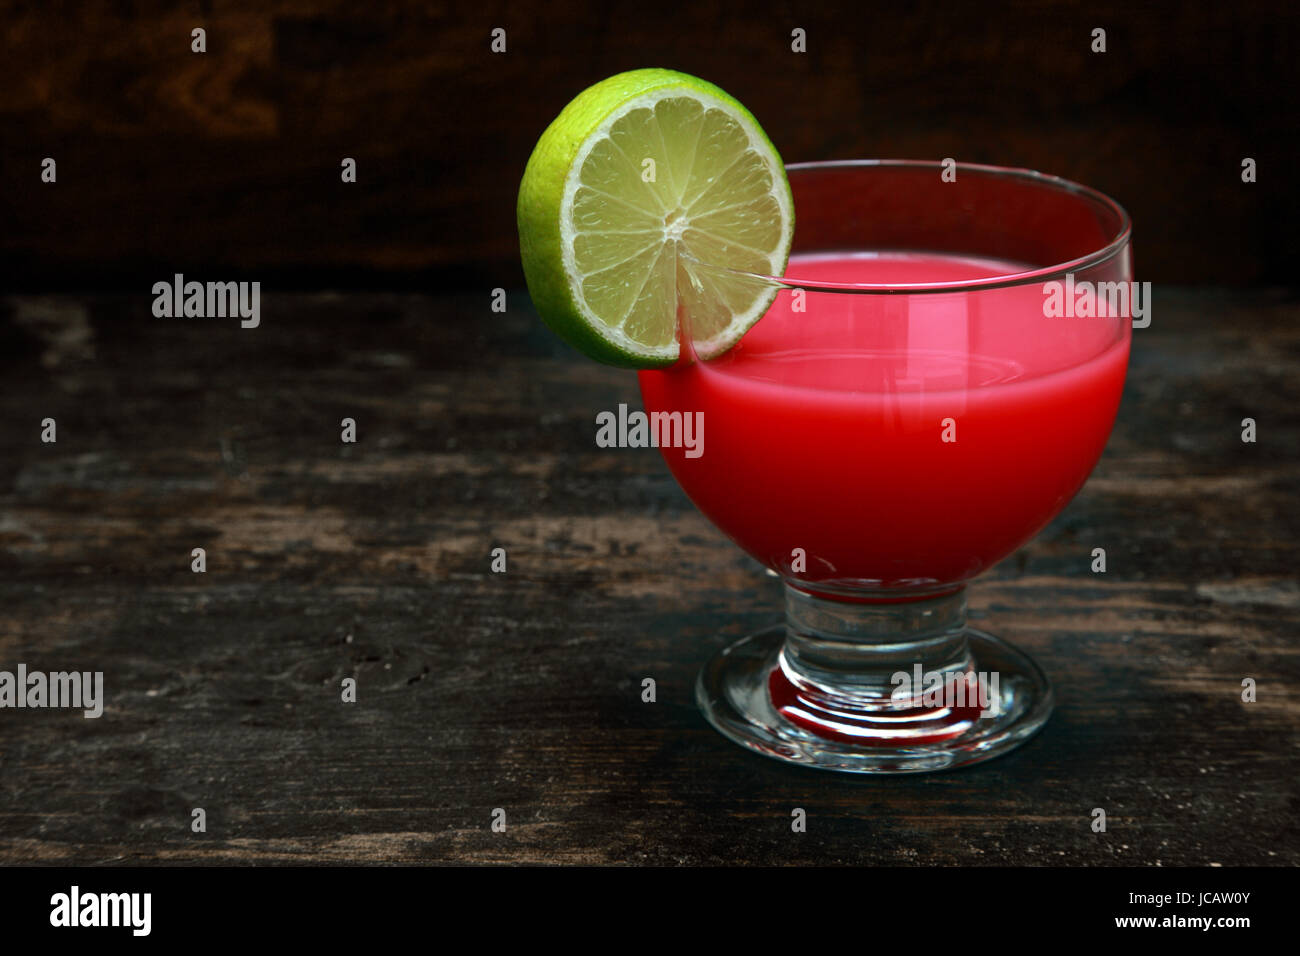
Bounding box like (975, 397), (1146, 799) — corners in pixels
(696, 589), (1052, 774)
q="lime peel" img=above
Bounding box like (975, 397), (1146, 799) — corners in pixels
(518, 69), (794, 369)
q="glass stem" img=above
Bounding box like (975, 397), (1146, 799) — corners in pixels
(780, 584), (974, 711)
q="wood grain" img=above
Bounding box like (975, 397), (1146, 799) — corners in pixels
(0, 0), (1296, 288)
(0, 288), (1296, 865)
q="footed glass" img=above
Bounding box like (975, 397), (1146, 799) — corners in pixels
(639, 160), (1132, 773)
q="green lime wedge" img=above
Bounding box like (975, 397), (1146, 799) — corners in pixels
(517, 68), (794, 368)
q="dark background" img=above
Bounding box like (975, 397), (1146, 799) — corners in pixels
(2, 0), (1296, 291)
(1, 1), (1298, 868)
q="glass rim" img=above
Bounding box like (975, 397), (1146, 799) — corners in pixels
(693, 158), (1133, 295)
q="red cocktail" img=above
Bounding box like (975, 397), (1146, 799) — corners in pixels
(639, 161), (1133, 772)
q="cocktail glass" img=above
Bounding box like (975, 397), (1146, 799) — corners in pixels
(639, 160), (1132, 773)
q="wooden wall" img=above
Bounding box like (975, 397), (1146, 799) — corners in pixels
(1, 0), (1295, 289)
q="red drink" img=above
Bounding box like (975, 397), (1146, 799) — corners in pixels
(639, 251), (1130, 594)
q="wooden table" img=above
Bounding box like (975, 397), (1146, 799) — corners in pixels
(0, 288), (1296, 865)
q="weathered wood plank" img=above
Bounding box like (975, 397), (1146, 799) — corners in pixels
(0, 289), (1296, 864)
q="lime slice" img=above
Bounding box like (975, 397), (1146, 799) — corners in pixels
(517, 68), (794, 368)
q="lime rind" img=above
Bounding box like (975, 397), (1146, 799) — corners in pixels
(518, 69), (793, 368)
